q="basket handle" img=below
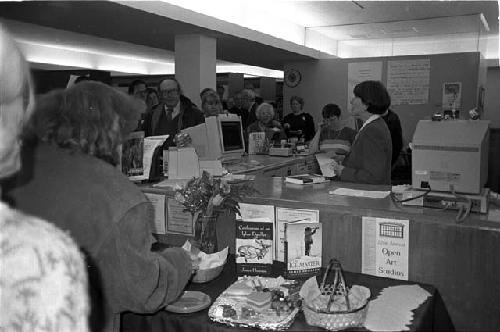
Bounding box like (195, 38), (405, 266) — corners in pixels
(322, 259), (351, 312)
(320, 258), (335, 290)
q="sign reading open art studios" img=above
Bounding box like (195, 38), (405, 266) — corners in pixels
(362, 216), (410, 280)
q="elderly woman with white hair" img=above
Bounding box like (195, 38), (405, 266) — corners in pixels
(247, 102), (286, 143)
(0, 24), (89, 332)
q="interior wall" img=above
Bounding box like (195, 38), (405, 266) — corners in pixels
(484, 67), (500, 128)
(284, 52), (481, 145)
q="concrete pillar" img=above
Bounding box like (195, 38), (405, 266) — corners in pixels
(228, 73), (244, 97)
(175, 34), (216, 107)
(260, 77), (276, 102)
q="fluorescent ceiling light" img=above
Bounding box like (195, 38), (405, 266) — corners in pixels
(216, 64), (283, 79)
(17, 38), (283, 77)
(17, 39), (175, 75)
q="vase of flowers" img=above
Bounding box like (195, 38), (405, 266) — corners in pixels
(174, 171), (257, 254)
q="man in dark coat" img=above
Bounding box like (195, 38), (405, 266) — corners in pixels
(381, 108), (403, 167)
(142, 78), (204, 147)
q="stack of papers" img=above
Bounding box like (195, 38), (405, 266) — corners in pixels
(364, 285), (431, 331)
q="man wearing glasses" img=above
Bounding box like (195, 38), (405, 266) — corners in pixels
(143, 78), (204, 147)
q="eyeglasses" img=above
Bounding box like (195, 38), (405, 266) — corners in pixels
(160, 88), (179, 97)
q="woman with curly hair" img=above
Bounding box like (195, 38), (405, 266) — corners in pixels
(6, 81), (196, 332)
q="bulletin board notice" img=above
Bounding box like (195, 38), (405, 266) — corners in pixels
(347, 62), (383, 113)
(387, 59), (430, 105)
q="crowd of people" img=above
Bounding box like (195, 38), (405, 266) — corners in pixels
(126, 78), (403, 186)
(0, 21), (403, 332)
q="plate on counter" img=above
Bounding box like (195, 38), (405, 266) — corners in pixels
(165, 291), (212, 314)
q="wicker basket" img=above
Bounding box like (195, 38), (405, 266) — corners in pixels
(302, 301), (368, 331)
(301, 258), (369, 331)
(192, 259), (226, 283)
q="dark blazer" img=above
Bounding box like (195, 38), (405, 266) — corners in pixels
(142, 95), (204, 140)
(283, 112), (316, 141)
(382, 109), (403, 166)
(341, 117), (392, 185)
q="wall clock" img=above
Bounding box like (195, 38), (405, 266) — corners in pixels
(284, 69), (302, 88)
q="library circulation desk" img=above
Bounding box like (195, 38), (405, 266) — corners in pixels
(144, 154), (499, 332)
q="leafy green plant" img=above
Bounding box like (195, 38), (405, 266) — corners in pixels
(174, 171), (258, 218)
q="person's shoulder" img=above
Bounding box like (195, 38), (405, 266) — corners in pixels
(366, 118), (391, 138)
(39, 144), (148, 203)
(0, 202), (89, 331)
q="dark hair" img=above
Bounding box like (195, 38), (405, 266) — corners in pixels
(353, 80), (391, 115)
(146, 87), (158, 98)
(158, 77), (183, 95)
(128, 79), (146, 95)
(26, 81), (142, 166)
(290, 95), (304, 107)
(322, 103), (342, 119)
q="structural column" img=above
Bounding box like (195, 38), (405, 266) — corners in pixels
(175, 34), (216, 107)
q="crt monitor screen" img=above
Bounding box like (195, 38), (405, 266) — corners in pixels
(220, 121), (244, 152)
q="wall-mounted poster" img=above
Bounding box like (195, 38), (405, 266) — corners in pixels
(442, 82), (462, 111)
(347, 62), (383, 113)
(387, 59), (430, 105)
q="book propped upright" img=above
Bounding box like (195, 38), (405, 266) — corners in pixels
(285, 174), (327, 185)
(235, 219), (273, 276)
(284, 221), (322, 279)
(120, 131), (145, 178)
(120, 132), (169, 181)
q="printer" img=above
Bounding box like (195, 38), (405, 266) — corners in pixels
(412, 120), (489, 194)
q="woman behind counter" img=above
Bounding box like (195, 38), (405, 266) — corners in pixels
(6, 81), (195, 332)
(283, 95), (315, 141)
(247, 102), (286, 143)
(309, 103), (357, 156)
(333, 80), (392, 185)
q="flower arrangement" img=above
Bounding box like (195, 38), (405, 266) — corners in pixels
(174, 171), (257, 219)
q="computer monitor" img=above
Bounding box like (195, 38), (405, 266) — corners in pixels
(181, 113), (245, 161)
(218, 116), (245, 157)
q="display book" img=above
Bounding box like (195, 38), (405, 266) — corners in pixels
(284, 220), (322, 279)
(119, 131), (169, 181)
(235, 218), (273, 276)
(285, 173), (327, 185)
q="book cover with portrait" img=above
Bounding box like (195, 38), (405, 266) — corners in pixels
(284, 221), (322, 279)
